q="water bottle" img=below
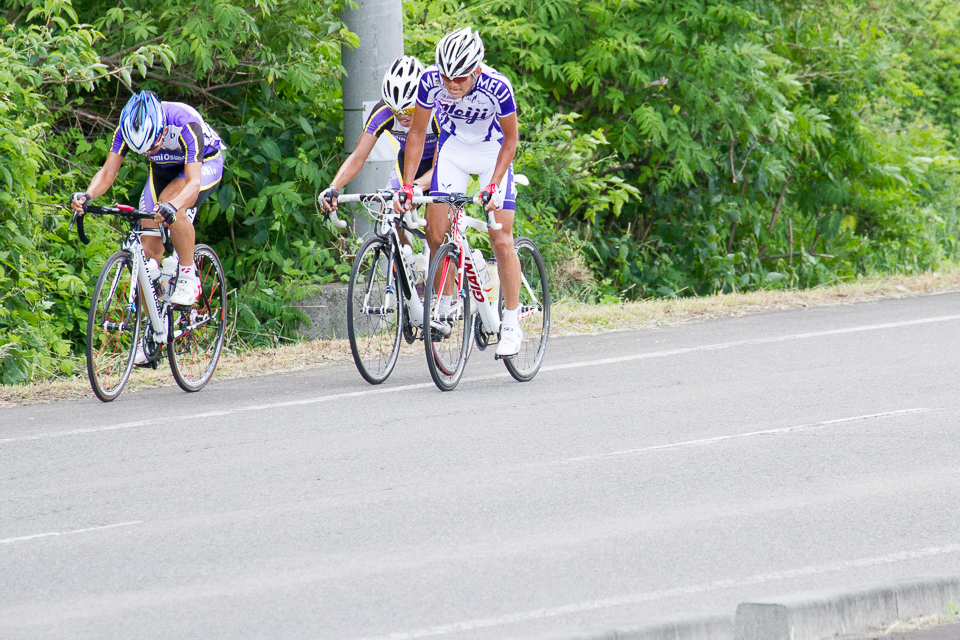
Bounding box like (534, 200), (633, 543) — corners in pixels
(484, 257), (499, 304)
(159, 255), (178, 296)
(413, 253), (428, 287)
(471, 249), (492, 301)
(401, 244), (416, 274)
(145, 258), (161, 282)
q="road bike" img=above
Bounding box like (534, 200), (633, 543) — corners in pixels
(331, 191), (430, 384)
(70, 204), (227, 401)
(419, 193), (550, 391)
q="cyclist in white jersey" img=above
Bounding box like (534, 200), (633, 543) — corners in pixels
(396, 26), (523, 357)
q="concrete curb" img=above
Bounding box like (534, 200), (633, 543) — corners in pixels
(519, 573), (960, 640)
(293, 283), (349, 340)
(735, 573), (960, 640)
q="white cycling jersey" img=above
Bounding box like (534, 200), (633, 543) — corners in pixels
(416, 64), (517, 145)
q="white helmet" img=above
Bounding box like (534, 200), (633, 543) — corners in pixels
(435, 27), (484, 78)
(119, 90), (166, 154)
(381, 56), (424, 112)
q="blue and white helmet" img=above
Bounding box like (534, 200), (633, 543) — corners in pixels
(435, 27), (484, 78)
(381, 56), (424, 112)
(119, 90), (166, 154)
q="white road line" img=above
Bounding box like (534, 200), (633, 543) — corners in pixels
(4, 314), (959, 445)
(352, 543), (960, 640)
(561, 408), (928, 463)
(540, 314), (960, 373)
(0, 521), (142, 545)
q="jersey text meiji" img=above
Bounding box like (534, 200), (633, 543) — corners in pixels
(417, 65), (516, 145)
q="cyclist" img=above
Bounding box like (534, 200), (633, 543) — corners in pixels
(396, 26), (522, 357)
(319, 56), (439, 218)
(70, 90), (225, 307)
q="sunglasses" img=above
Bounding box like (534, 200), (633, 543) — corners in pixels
(395, 108), (415, 117)
(440, 73), (473, 84)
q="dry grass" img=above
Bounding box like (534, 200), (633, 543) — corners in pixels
(5, 269), (960, 408)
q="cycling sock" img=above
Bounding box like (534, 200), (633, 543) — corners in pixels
(439, 294), (453, 312)
(178, 263), (197, 278)
(502, 306), (519, 328)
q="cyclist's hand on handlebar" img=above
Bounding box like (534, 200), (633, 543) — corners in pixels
(480, 182), (503, 211)
(70, 192), (91, 214)
(155, 201), (177, 226)
(395, 183), (416, 213)
(319, 185), (339, 212)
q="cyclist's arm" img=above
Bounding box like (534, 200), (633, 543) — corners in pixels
(330, 131), (379, 189)
(85, 152), (125, 200)
(401, 104), (431, 186)
(166, 160), (202, 212)
(492, 112), (518, 187)
(486, 112), (519, 210)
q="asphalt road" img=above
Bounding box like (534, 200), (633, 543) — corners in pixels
(2, 293), (960, 639)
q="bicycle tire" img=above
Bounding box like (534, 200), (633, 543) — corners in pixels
(347, 237), (403, 384)
(503, 237), (550, 382)
(168, 244), (227, 392)
(424, 243), (473, 391)
(86, 250), (141, 402)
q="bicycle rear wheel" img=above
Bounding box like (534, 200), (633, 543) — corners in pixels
(168, 244), (227, 392)
(424, 243), (473, 391)
(347, 237), (403, 384)
(86, 250), (141, 402)
(503, 237), (550, 382)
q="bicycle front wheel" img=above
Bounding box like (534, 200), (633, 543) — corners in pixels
(503, 237), (550, 382)
(424, 243), (473, 391)
(347, 237), (403, 384)
(86, 250), (141, 402)
(168, 244), (227, 392)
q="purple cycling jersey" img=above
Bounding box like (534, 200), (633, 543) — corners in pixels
(110, 102), (223, 165)
(363, 99), (440, 159)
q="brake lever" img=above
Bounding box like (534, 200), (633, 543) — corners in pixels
(69, 212), (90, 245)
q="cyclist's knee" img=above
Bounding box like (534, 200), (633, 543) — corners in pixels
(489, 229), (515, 256)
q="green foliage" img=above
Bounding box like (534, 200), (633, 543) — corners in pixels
(6, 0), (960, 383)
(405, 0), (960, 300)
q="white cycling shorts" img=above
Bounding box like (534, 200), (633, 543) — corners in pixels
(429, 134), (516, 211)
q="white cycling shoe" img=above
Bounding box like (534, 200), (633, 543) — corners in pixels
(133, 341), (149, 366)
(496, 325), (523, 357)
(167, 274), (202, 306)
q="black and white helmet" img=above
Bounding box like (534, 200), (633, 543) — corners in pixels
(435, 27), (484, 78)
(381, 56), (424, 112)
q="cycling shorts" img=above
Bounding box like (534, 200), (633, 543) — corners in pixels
(387, 154), (434, 190)
(429, 135), (516, 211)
(139, 151), (224, 236)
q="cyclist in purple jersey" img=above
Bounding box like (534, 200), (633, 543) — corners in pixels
(320, 56), (439, 215)
(397, 27), (524, 357)
(71, 91), (225, 308)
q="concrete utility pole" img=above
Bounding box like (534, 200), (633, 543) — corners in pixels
(341, 0), (404, 231)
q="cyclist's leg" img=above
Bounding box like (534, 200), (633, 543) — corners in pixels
(167, 153), (223, 266)
(140, 163), (197, 264)
(139, 163), (169, 264)
(480, 163), (519, 311)
(427, 142), (468, 297)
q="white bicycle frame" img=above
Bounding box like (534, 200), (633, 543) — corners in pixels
(413, 189), (542, 337)
(336, 192), (430, 328)
(112, 227), (172, 345)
